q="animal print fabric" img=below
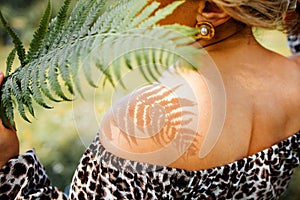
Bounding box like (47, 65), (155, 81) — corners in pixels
(1, 131), (300, 199)
(288, 34), (300, 54)
(0, 150), (67, 200)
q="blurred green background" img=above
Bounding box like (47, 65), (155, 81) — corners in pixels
(0, 0), (299, 198)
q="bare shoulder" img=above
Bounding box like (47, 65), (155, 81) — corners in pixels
(282, 56), (300, 106)
(276, 55), (300, 136)
(289, 53), (300, 65)
(278, 54), (300, 92)
(99, 67), (212, 166)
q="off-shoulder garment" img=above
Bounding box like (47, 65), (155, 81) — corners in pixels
(288, 34), (300, 54)
(1, 131), (300, 200)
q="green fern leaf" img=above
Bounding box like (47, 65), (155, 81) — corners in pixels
(1, 81), (15, 129)
(151, 49), (163, 76)
(17, 70), (35, 118)
(138, 1), (184, 28)
(0, 11), (27, 67)
(112, 57), (126, 89)
(60, 63), (74, 95)
(105, 1), (147, 32)
(36, 57), (63, 103)
(48, 64), (72, 101)
(0, 110), (12, 129)
(40, 0), (71, 54)
(20, 68), (35, 111)
(52, 0), (98, 51)
(78, 2), (105, 38)
(78, 38), (98, 87)
(106, 1), (145, 32)
(130, 1), (160, 28)
(51, 0), (71, 33)
(70, 54), (84, 98)
(135, 51), (151, 83)
(0, 0), (200, 126)
(5, 48), (16, 76)
(124, 53), (133, 70)
(97, 63), (115, 88)
(8, 77), (22, 105)
(31, 72), (53, 109)
(26, 1), (52, 62)
(143, 49), (159, 82)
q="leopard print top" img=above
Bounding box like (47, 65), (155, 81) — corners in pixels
(288, 34), (300, 54)
(1, 131), (300, 200)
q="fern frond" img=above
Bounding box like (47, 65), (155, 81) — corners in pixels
(26, 1), (52, 62)
(151, 49), (163, 76)
(50, 0), (99, 51)
(70, 54), (84, 98)
(48, 64), (72, 101)
(52, 0), (71, 32)
(31, 69), (53, 109)
(0, 82), (15, 129)
(39, 72), (62, 103)
(97, 62), (115, 88)
(20, 67), (36, 113)
(136, 52), (152, 83)
(143, 49), (160, 82)
(19, 73), (35, 117)
(11, 72), (35, 120)
(0, 11), (27, 67)
(78, 2), (105, 38)
(112, 56), (126, 88)
(81, 56), (97, 87)
(130, 1), (160, 28)
(36, 0), (71, 58)
(5, 48), (16, 76)
(60, 63), (74, 95)
(0, 0), (200, 127)
(138, 1), (184, 28)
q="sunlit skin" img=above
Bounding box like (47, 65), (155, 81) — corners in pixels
(290, 53), (300, 65)
(154, 0), (200, 27)
(101, 0), (300, 170)
(100, 68), (213, 167)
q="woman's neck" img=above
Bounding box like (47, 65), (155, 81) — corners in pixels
(198, 19), (254, 51)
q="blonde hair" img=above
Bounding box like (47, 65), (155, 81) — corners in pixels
(211, 0), (299, 33)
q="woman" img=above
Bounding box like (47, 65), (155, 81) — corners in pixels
(1, 0), (300, 199)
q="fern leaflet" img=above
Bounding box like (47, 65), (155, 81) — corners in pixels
(0, 11), (26, 67)
(26, 1), (52, 62)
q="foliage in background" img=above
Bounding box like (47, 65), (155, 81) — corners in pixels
(0, 0), (83, 190)
(0, 0), (65, 46)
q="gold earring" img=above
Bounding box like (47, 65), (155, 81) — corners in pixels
(195, 21), (215, 40)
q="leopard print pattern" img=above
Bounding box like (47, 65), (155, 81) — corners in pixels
(69, 131), (300, 200)
(1, 132), (300, 199)
(0, 150), (67, 200)
(288, 34), (300, 54)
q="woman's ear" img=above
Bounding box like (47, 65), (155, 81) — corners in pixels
(197, 1), (231, 27)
